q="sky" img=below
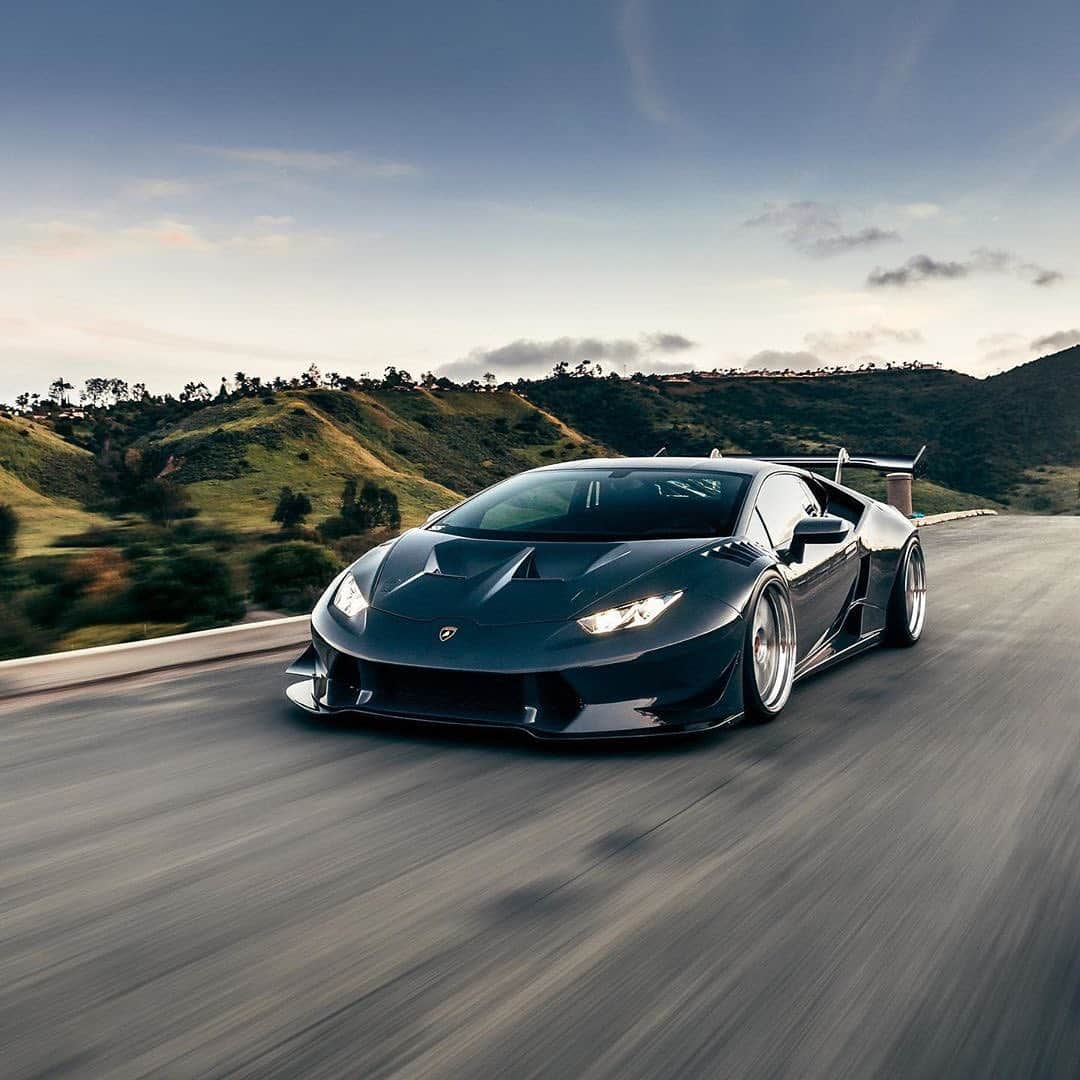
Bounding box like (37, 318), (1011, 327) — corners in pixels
(2, 0), (1079, 400)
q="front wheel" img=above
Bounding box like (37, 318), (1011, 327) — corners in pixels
(886, 540), (927, 646)
(742, 575), (797, 723)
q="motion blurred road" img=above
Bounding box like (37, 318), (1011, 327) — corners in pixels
(3, 516), (1079, 1078)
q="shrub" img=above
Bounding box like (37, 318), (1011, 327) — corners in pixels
(249, 541), (338, 612)
(0, 504), (18, 559)
(333, 527), (397, 563)
(272, 487), (313, 528)
(0, 601), (47, 660)
(127, 550), (244, 623)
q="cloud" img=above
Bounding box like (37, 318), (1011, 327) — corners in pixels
(75, 317), (346, 364)
(188, 145), (418, 177)
(644, 331), (695, 352)
(868, 249), (1064, 288)
(223, 230), (336, 256)
(253, 215), (296, 227)
(617, 0), (683, 128)
(804, 325), (923, 359)
(976, 332), (1026, 369)
(6, 220), (111, 260)
(901, 202), (942, 220)
(867, 254), (966, 286)
(745, 201), (900, 258)
(125, 178), (196, 200)
(743, 350), (823, 372)
(439, 331), (696, 382)
(122, 219), (214, 251)
(1030, 328), (1080, 352)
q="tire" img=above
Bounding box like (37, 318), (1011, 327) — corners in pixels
(742, 573), (797, 723)
(885, 539), (927, 646)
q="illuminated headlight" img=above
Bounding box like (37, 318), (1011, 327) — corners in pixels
(332, 573), (369, 618)
(577, 591), (683, 635)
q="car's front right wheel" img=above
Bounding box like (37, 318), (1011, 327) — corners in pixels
(742, 574), (797, 723)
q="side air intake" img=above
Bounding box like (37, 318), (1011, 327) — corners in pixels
(706, 540), (770, 567)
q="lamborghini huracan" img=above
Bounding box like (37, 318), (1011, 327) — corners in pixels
(287, 450), (927, 738)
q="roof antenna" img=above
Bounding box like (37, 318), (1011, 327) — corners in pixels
(653, 446), (667, 456)
(709, 448), (722, 459)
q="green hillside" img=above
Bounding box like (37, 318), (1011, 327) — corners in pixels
(0, 416), (108, 554)
(522, 346), (1080, 511)
(136, 387), (602, 532)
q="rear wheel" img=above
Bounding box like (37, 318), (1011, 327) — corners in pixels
(742, 575), (797, 723)
(886, 540), (927, 646)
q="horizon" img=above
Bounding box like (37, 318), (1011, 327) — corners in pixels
(2, 0), (1079, 400)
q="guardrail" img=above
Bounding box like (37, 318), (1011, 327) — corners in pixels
(0, 616), (309, 700)
(0, 509), (998, 701)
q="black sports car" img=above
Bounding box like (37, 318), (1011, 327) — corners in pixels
(287, 449), (927, 738)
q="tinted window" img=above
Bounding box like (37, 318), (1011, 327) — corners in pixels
(755, 474), (820, 550)
(435, 468), (751, 541)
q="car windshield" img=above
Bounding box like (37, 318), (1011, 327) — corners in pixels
(433, 468), (750, 541)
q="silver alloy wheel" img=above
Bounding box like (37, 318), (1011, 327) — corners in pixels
(750, 581), (797, 712)
(904, 544), (927, 639)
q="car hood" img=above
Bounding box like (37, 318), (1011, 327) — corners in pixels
(368, 528), (714, 626)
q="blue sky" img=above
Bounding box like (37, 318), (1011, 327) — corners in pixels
(2, 0), (1078, 398)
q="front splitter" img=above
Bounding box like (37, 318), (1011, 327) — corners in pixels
(285, 679), (737, 740)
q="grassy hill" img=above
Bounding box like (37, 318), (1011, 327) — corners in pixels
(0, 415), (108, 554)
(136, 387), (602, 532)
(522, 346), (1080, 512)
(0, 356), (1071, 660)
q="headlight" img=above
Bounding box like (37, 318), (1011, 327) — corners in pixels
(577, 591), (683, 635)
(332, 573), (369, 618)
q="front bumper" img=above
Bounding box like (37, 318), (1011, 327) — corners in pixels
(286, 603), (746, 739)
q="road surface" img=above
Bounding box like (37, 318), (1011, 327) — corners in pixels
(3, 516), (1079, 1078)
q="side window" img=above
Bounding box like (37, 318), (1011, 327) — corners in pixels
(743, 507), (773, 549)
(797, 478), (823, 517)
(755, 474), (816, 552)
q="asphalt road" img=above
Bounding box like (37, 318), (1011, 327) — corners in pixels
(3, 515), (1079, 1079)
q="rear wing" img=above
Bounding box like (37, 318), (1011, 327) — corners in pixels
(728, 445), (926, 485)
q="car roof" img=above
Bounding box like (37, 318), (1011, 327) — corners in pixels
(531, 456), (783, 479)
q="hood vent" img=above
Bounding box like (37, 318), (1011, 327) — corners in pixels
(512, 551), (542, 580)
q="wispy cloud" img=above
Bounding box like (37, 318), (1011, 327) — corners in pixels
(253, 215), (296, 227)
(76, 317), (347, 364)
(122, 219), (214, 251)
(1030, 328), (1080, 352)
(743, 350), (822, 373)
(804, 325), (923, 360)
(617, 0), (683, 129)
(874, 0), (955, 104)
(124, 178), (198, 200)
(187, 145), (419, 177)
(745, 325), (924, 373)
(1, 216), (336, 262)
(900, 202), (943, 220)
(868, 249), (1064, 288)
(745, 201), (900, 258)
(440, 331), (696, 382)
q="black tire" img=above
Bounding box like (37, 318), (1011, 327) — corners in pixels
(885, 539), (927, 647)
(742, 572), (797, 724)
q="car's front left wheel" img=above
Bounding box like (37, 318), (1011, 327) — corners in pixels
(742, 575), (797, 723)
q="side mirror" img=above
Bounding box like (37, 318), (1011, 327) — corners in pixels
(789, 515), (851, 561)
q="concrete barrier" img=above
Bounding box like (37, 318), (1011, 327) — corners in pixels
(914, 509), (998, 528)
(0, 509), (999, 700)
(0, 616), (309, 700)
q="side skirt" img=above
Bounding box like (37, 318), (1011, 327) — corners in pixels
(793, 629), (883, 684)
